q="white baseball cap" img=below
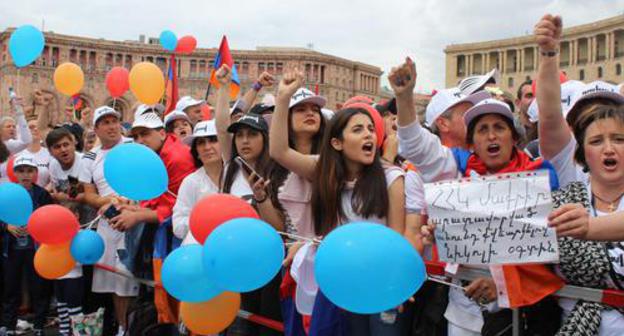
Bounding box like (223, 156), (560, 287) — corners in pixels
(425, 88), (490, 127)
(528, 80), (585, 123)
(464, 98), (514, 127)
(13, 153), (38, 170)
(321, 108), (335, 120)
(183, 120), (218, 145)
(164, 110), (192, 127)
(459, 68), (501, 96)
(131, 112), (164, 131)
(134, 104), (165, 120)
(289, 88), (327, 109)
(565, 80), (624, 125)
(229, 99), (247, 116)
(93, 106), (121, 126)
(175, 96), (205, 112)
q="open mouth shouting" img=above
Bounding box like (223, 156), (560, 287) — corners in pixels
(603, 157), (618, 172)
(362, 141), (375, 156)
(486, 143), (501, 156)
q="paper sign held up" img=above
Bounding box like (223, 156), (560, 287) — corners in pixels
(424, 171), (559, 265)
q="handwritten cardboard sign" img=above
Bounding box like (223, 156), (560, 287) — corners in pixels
(424, 171), (559, 265)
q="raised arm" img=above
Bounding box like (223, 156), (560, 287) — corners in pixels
(390, 58), (458, 182)
(387, 175), (406, 235)
(535, 14), (570, 160)
(5, 97), (32, 154)
(239, 72), (275, 113)
(214, 65), (234, 161)
(34, 90), (52, 140)
(269, 68), (317, 180)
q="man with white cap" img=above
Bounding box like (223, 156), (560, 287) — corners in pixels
(1, 153), (54, 336)
(175, 96), (205, 126)
(78, 106), (136, 336)
(113, 112), (195, 324)
(425, 88), (490, 149)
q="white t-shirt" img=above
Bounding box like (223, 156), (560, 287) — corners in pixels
(405, 169), (426, 215)
(551, 138), (624, 335)
(224, 163), (254, 202)
(0, 161), (8, 183)
(49, 152), (83, 191)
(340, 165), (404, 225)
(173, 168), (220, 245)
(20, 146), (51, 187)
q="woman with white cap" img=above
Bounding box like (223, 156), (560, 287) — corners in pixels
(163, 110), (193, 142)
(172, 120), (223, 245)
(536, 14), (624, 335)
(392, 57), (563, 336)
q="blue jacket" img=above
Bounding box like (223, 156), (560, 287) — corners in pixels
(2, 184), (54, 256)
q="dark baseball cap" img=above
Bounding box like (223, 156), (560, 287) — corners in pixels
(227, 113), (269, 133)
(249, 103), (275, 115)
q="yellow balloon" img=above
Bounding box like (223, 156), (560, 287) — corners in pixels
(53, 62), (84, 96)
(129, 62), (165, 105)
(180, 292), (240, 334)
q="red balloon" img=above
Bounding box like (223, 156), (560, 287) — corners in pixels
(106, 67), (130, 98)
(28, 205), (80, 245)
(175, 36), (197, 55)
(344, 102), (385, 149)
(190, 194), (259, 244)
(201, 104), (212, 120)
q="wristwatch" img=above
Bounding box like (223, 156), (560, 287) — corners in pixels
(540, 49), (558, 57)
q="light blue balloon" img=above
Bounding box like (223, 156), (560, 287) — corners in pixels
(203, 218), (284, 293)
(315, 222), (426, 314)
(0, 182), (32, 226)
(9, 25), (45, 68)
(159, 30), (178, 52)
(162, 244), (222, 302)
(70, 230), (105, 265)
(103, 143), (168, 201)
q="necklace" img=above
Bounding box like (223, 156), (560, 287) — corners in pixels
(592, 190), (624, 213)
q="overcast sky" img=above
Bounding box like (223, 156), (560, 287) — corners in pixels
(2, 0), (623, 92)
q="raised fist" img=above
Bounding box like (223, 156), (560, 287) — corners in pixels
(277, 68), (304, 100)
(215, 64), (232, 87)
(257, 72), (275, 88)
(388, 57), (417, 98)
(534, 14), (562, 52)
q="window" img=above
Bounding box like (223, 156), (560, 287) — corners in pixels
(598, 66), (603, 78)
(276, 62), (283, 75)
(508, 77), (514, 88)
(617, 64), (622, 76)
(242, 61), (249, 74)
(31, 73), (39, 84)
(258, 62), (265, 74)
(579, 69), (585, 81)
(456, 55), (466, 77)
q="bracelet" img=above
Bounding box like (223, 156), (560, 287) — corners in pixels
(252, 82), (263, 92)
(254, 195), (268, 203)
(540, 49), (558, 57)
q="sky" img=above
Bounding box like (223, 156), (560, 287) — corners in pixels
(2, 0), (624, 92)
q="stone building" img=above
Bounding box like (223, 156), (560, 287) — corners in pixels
(445, 15), (624, 90)
(0, 29), (384, 122)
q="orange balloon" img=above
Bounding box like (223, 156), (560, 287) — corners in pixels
(129, 62), (165, 105)
(53, 62), (84, 96)
(180, 292), (240, 334)
(34, 243), (75, 279)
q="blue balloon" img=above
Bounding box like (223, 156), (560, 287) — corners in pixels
(103, 143), (168, 201)
(9, 25), (45, 68)
(70, 230), (105, 265)
(159, 30), (178, 52)
(315, 222), (426, 314)
(203, 218), (284, 293)
(0, 182), (32, 226)
(162, 244), (222, 302)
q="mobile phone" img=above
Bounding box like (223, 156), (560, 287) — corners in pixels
(103, 204), (121, 219)
(67, 176), (80, 198)
(8, 87), (16, 99)
(235, 156), (263, 180)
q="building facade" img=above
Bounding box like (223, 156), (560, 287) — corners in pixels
(445, 15), (624, 90)
(0, 29), (384, 122)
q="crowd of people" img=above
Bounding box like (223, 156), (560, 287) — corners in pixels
(1, 13), (624, 336)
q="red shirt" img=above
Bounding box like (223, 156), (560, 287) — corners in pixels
(141, 134), (195, 223)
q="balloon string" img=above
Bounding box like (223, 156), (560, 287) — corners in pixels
(15, 68), (20, 96)
(112, 98), (116, 111)
(277, 231), (321, 244)
(81, 214), (102, 230)
(427, 275), (465, 291)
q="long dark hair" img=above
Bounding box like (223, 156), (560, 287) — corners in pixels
(0, 140), (8, 163)
(269, 106), (327, 212)
(222, 126), (272, 193)
(311, 108), (388, 237)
